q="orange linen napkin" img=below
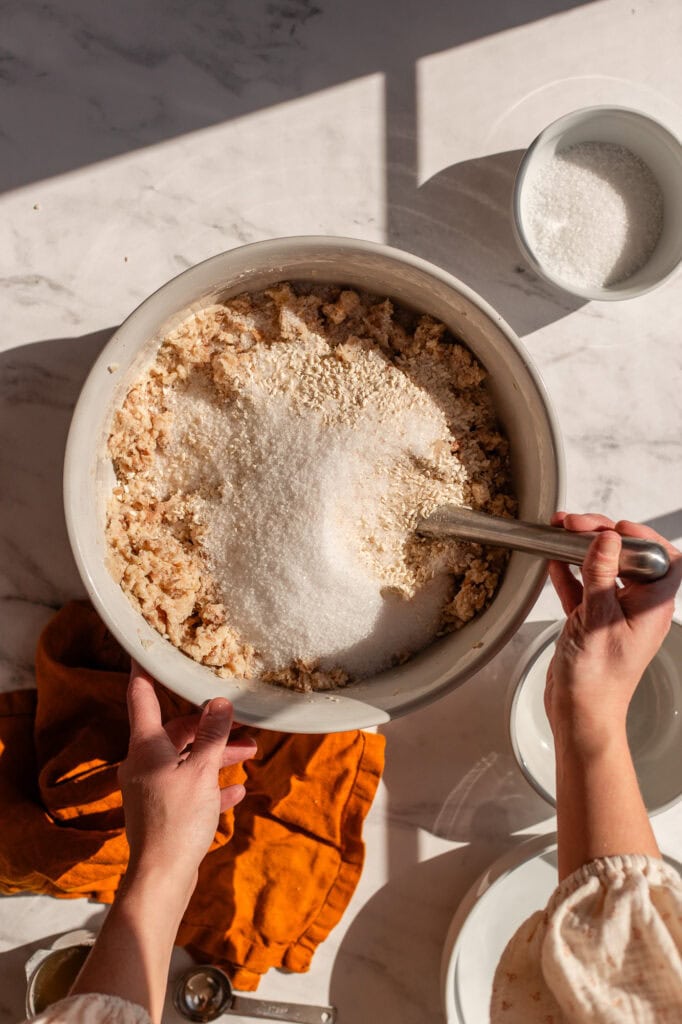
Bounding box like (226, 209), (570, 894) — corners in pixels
(0, 601), (384, 990)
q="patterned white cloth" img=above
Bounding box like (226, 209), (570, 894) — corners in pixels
(22, 857), (682, 1024)
(491, 855), (682, 1023)
(29, 994), (150, 1024)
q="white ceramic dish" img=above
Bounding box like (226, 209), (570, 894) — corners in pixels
(64, 236), (563, 733)
(509, 619), (682, 814)
(513, 106), (682, 300)
(440, 834), (682, 1023)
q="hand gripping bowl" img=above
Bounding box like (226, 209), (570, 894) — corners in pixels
(64, 237), (564, 732)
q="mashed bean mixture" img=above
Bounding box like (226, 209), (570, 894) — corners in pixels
(106, 283), (515, 691)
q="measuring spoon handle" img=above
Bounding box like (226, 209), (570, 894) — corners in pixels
(229, 994), (336, 1024)
(416, 506), (670, 582)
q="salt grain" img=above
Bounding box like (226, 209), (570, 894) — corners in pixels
(522, 141), (663, 289)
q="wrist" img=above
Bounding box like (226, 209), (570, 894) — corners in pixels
(72, 861), (193, 1019)
(550, 691), (630, 758)
(120, 858), (198, 923)
(554, 718), (629, 764)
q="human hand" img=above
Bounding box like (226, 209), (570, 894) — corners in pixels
(545, 513), (682, 755)
(118, 661), (257, 896)
(71, 666), (257, 1019)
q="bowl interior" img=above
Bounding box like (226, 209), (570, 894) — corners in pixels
(514, 106), (682, 301)
(64, 238), (563, 732)
(510, 620), (682, 814)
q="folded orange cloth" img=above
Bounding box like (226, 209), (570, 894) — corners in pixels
(0, 601), (385, 990)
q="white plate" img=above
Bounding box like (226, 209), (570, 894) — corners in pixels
(509, 619), (682, 815)
(441, 835), (682, 1023)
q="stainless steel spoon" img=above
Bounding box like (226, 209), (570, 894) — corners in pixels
(173, 965), (336, 1024)
(416, 506), (670, 582)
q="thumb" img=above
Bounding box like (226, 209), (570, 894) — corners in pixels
(186, 698), (233, 769)
(581, 530), (622, 628)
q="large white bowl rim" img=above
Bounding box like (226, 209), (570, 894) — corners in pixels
(64, 236), (564, 732)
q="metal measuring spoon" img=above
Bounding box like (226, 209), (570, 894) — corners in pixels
(416, 506), (670, 581)
(173, 966), (336, 1024)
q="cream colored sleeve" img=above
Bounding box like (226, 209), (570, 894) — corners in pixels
(26, 993), (151, 1024)
(491, 855), (682, 1024)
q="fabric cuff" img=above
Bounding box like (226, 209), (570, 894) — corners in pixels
(547, 853), (681, 915)
(31, 993), (152, 1024)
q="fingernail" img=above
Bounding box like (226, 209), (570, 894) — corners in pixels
(207, 698), (231, 717)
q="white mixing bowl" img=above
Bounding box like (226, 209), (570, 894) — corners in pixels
(64, 236), (563, 732)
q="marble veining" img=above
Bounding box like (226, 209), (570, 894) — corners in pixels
(1, 1), (681, 1021)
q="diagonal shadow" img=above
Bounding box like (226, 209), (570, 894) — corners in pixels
(387, 146), (586, 335)
(329, 623), (556, 1022)
(328, 839), (531, 1024)
(645, 509), (682, 543)
(377, 621), (553, 874)
(2, 0), (597, 193)
(0, 330), (114, 687)
(325, 624), (554, 1020)
(0, 915), (106, 1020)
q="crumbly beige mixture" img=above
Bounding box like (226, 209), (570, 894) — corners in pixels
(106, 283), (515, 691)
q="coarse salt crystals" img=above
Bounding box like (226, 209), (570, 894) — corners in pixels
(521, 141), (663, 290)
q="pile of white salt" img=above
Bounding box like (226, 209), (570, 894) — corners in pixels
(160, 376), (460, 677)
(522, 141), (663, 290)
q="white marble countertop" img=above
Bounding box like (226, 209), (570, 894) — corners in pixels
(1, 1), (681, 1021)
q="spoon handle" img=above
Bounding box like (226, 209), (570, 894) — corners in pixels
(229, 996), (336, 1023)
(416, 506), (670, 582)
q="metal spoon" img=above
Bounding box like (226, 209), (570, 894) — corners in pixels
(416, 505), (670, 582)
(173, 965), (336, 1024)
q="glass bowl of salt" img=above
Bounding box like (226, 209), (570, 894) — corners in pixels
(512, 105), (682, 300)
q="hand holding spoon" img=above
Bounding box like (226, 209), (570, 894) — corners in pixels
(416, 506), (670, 582)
